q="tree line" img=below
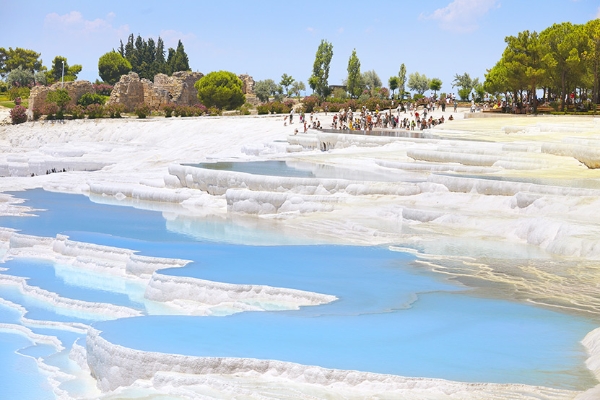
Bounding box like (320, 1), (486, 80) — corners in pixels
(253, 39), (484, 104)
(484, 19), (600, 112)
(98, 35), (191, 84)
(0, 47), (82, 89)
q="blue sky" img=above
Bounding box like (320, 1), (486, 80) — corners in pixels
(3, 0), (599, 96)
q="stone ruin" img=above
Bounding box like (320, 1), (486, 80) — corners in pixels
(107, 71), (205, 112)
(28, 71), (257, 114)
(28, 80), (94, 111)
(239, 74), (259, 105)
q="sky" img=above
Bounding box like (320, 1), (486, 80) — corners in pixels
(2, 0), (600, 96)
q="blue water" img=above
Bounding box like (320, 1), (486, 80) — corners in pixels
(1, 258), (145, 311)
(0, 332), (53, 400)
(186, 161), (406, 182)
(0, 189), (597, 394)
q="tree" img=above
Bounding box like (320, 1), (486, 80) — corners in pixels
(346, 49), (362, 98)
(502, 30), (545, 112)
(279, 74), (295, 96)
(389, 76), (399, 97)
(309, 39), (334, 98)
(408, 72), (430, 95)
(484, 60), (509, 97)
(98, 51), (132, 84)
(362, 70), (381, 91)
(429, 78), (442, 98)
(254, 79), (280, 102)
(398, 63), (407, 98)
(290, 81), (306, 98)
(195, 71), (245, 110)
(168, 40), (191, 74)
(586, 19), (600, 104)
(540, 22), (588, 111)
(48, 56), (82, 83)
(0, 47), (43, 77)
(6, 66), (34, 88)
(119, 35), (187, 77)
(452, 73), (479, 100)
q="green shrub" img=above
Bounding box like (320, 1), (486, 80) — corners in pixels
(106, 103), (124, 118)
(86, 104), (105, 119)
(549, 101), (559, 111)
(269, 101), (291, 114)
(47, 89), (71, 113)
(193, 103), (207, 116)
(301, 96), (320, 113)
(42, 103), (59, 120)
(10, 105), (28, 124)
(134, 104), (151, 119)
(67, 104), (85, 119)
(161, 104), (176, 117)
(78, 92), (106, 107)
(256, 104), (269, 115)
(207, 106), (222, 116)
(238, 103), (252, 115)
(8, 86), (30, 100)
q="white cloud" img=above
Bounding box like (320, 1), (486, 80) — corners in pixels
(597, 6), (600, 19)
(421, 0), (499, 33)
(306, 27), (315, 33)
(44, 11), (129, 37)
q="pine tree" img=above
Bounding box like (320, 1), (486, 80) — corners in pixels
(155, 37), (166, 74)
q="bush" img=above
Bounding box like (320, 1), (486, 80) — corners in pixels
(10, 105), (28, 124)
(193, 103), (207, 116)
(257, 104), (269, 115)
(67, 104), (85, 119)
(8, 86), (30, 100)
(194, 71), (245, 110)
(0, 81), (7, 93)
(106, 103), (124, 118)
(47, 89), (71, 110)
(207, 106), (222, 116)
(42, 103), (59, 119)
(269, 101), (291, 114)
(161, 104), (176, 117)
(77, 92), (106, 107)
(174, 105), (189, 117)
(549, 101), (559, 111)
(86, 104), (105, 119)
(238, 103), (252, 115)
(134, 104), (151, 119)
(301, 96), (320, 113)
(93, 83), (114, 96)
(32, 107), (42, 121)
(413, 93), (425, 102)
(14, 97), (21, 106)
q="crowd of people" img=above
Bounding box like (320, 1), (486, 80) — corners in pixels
(289, 97), (461, 135)
(328, 102), (453, 132)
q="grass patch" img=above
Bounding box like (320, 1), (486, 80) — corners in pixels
(0, 100), (28, 109)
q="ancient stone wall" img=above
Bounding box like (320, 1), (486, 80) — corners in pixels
(238, 74), (255, 95)
(28, 80), (94, 111)
(107, 72), (145, 112)
(154, 71), (204, 106)
(107, 71), (205, 111)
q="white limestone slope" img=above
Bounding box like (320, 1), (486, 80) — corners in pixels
(2, 114), (600, 398)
